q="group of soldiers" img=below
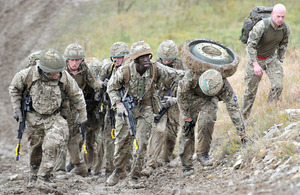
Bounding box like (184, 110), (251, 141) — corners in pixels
(9, 3), (289, 189)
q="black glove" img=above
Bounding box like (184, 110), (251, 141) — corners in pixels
(13, 108), (22, 122)
(183, 120), (195, 137)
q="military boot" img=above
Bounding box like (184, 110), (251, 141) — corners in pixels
(141, 166), (154, 177)
(183, 169), (194, 176)
(241, 135), (253, 145)
(106, 168), (126, 186)
(70, 163), (89, 177)
(199, 153), (213, 166)
(66, 163), (74, 172)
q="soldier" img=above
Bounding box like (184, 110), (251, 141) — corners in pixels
(9, 49), (87, 184)
(177, 69), (249, 176)
(241, 3), (291, 120)
(61, 43), (102, 176)
(92, 42), (130, 176)
(106, 40), (184, 187)
(141, 40), (185, 176)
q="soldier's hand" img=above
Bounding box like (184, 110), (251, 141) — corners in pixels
(253, 62), (263, 77)
(13, 108), (22, 122)
(94, 91), (101, 101)
(75, 111), (87, 126)
(116, 103), (127, 116)
(161, 96), (177, 108)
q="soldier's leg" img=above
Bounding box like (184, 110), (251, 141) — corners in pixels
(144, 114), (167, 169)
(38, 115), (69, 181)
(265, 58), (283, 102)
(103, 110), (115, 175)
(179, 113), (195, 173)
(130, 106), (153, 180)
(92, 112), (105, 175)
(106, 114), (131, 186)
(26, 124), (44, 182)
(241, 60), (263, 120)
(196, 97), (218, 166)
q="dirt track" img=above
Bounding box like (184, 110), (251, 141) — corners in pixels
(0, 1), (300, 194)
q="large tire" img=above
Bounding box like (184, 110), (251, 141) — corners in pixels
(181, 39), (239, 78)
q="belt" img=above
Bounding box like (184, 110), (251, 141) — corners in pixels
(135, 98), (152, 106)
(257, 55), (269, 59)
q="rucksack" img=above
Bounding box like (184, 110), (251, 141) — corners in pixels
(239, 6), (273, 44)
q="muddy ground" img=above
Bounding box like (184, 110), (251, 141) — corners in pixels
(0, 0), (299, 194)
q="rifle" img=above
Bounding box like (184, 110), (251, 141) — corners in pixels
(154, 89), (173, 123)
(15, 93), (32, 161)
(78, 122), (88, 157)
(119, 88), (140, 154)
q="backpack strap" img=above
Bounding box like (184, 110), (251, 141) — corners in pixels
(25, 66), (35, 94)
(123, 63), (131, 84)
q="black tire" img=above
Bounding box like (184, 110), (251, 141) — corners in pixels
(181, 39), (239, 78)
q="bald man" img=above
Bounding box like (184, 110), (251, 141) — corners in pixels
(241, 3), (291, 120)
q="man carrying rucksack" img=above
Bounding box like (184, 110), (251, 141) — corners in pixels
(241, 3), (291, 120)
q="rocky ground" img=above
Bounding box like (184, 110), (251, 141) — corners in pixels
(0, 0), (299, 194)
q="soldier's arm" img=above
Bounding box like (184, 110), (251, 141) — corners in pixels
(107, 66), (124, 106)
(8, 68), (30, 110)
(217, 79), (246, 136)
(177, 70), (194, 119)
(156, 62), (185, 90)
(246, 21), (265, 63)
(277, 23), (291, 62)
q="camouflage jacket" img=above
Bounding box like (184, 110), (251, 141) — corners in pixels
(247, 17), (291, 62)
(9, 65), (86, 116)
(67, 61), (100, 99)
(107, 60), (184, 107)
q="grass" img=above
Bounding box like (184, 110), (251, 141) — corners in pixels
(48, 0), (300, 163)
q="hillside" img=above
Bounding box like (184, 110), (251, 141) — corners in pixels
(0, 0), (299, 194)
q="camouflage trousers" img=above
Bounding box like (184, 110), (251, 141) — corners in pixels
(146, 104), (180, 168)
(55, 111), (100, 172)
(113, 105), (153, 179)
(242, 53), (283, 120)
(93, 108), (115, 175)
(26, 112), (69, 179)
(179, 97), (218, 171)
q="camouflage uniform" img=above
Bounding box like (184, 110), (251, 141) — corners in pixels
(93, 41), (130, 176)
(178, 69), (246, 173)
(242, 17), (291, 120)
(144, 40), (185, 173)
(9, 49), (87, 182)
(59, 43), (101, 175)
(106, 40), (184, 186)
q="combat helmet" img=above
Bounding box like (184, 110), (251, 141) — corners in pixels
(130, 40), (153, 60)
(110, 42), (130, 58)
(198, 69), (224, 96)
(63, 43), (86, 60)
(157, 40), (179, 61)
(38, 49), (66, 73)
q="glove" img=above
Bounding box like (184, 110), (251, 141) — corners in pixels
(183, 118), (195, 137)
(99, 79), (108, 88)
(116, 103), (127, 117)
(161, 96), (177, 108)
(94, 91), (101, 101)
(13, 108), (22, 122)
(75, 110), (88, 126)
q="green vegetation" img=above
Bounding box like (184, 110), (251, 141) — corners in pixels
(49, 0), (300, 59)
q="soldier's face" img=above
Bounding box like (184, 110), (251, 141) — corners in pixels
(113, 57), (124, 67)
(44, 72), (60, 80)
(162, 59), (174, 65)
(136, 54), (150, 68)
(68, 59), (82, 71)
(271, 10), (286, 27)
